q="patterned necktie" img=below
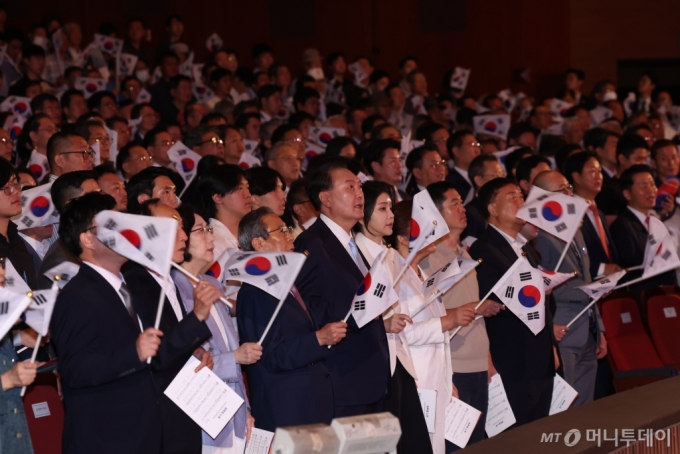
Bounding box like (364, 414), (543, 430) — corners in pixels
(589, 204), (611, 261)
(348, 236), (368, 276)
(290, 285), (312, 321)
(119, 283), (140, 333)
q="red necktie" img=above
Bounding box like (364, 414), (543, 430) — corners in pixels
(589, 204), (612, 262)
(290, 285), (312, 320)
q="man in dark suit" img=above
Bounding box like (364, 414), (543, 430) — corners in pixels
(469, 178), (557, 427)
(610, 165), (677, 295)
(404, 144), (446, 198)
(237, 207), (346, 431)
(295, 159), (390, 417)
(50, 192), (163, 454)
(445, 131), (480, 204)
(565, 151), (622, 279)
(462, 154), (507, 240)
(583, 128), (619, 187)
(124, 199), (216, 454)
(363, 138), (409, 201)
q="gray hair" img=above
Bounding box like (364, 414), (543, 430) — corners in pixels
(238, 207), (274, 251)
(184, 125), (219, 149)
(264, 141), (295, 163)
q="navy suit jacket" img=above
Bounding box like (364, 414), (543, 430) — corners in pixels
(236, 283), (333, 431)
(294, 219), (390, 407)
(123, 262), (212, 454)
(446, 166), (473, 203)
(50, 264), (162, 454)
(581, 206), (619, 279)
(462, 195), (487, 240)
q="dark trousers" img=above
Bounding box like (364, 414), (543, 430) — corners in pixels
(446, 371), (489, 452)
(384, 360), (433, 454)
(334, 397), (385, 418)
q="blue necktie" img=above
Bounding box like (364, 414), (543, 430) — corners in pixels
(348, 237), (368, 276)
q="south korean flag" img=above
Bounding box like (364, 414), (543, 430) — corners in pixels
(517, 192), (588, 243)
(74, 77), (106, 99)
(473, 114), (510, 140)
(497, 89), (516, 113)
(220, 251), (306, 301)
(450, 66), (471, 92)
(238, 151), (262, 170)
(308, 126), (345, 148)
(167, 141), (202, 185)
(642, 216), (680, 278)
(0, 96), (32, 118)
(549, 98), (574, 122)
(205, 33), (223, 52)
(95, 211), (177, 277)
(577, 270), (627, 299)
(422, 256), (471, 297)
(494, 257), (548, 334)
(0, 286), (33, 340)
(351, 249), (399, 328)
(410, 189), (450, 251)
(13, 181), (59, 230)
(44, 262), (81, 289)
(119, 53), (138, 76)
(22, 282), (59, 337)
(94, 34), (123, 56)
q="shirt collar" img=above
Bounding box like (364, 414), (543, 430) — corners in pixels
(453, 166), (471, 184)
(320, 214), (352, 248)
(627, 206), (653, 228)
(83, 261), (124, 292)
(602, 166), (615, 178)
(301, 216), (317, 230)
(356, 232), (385, 260)
(490, 224), (527, 246)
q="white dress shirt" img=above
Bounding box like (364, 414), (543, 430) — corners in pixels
(150, 271), (184, 321)
(489, 224), (527, 257)
(627, 206), (653, 229)
(453, 166), (474, 204)
(18, 233), (50, 259)
(83, 261), (143, 330)
(320, 214), (352, 257)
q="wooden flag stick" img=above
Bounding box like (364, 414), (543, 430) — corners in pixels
(257, 295), (287, 345)
(19, 333), (41, 397)
(170, 263), (232, 308)
(566, 293), (605, 329)
(149, 275), (168, 364)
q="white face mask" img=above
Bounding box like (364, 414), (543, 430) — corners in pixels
(33, 36), (49, 50)
(603, 91), (617, 102)
(135, 69), (150, 83)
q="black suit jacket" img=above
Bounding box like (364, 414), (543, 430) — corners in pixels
(581, 206), (619, 279)
(123, 262), (212, 454)
(468, 227), (554, 423)
(445, 167), (473, 203)
(596, 175), (627, 216)
(36, 238), (80, 290)
(236, 284), (333, 431)
(609, 208), (677, 293)
(50, 264), (162, 454)
(462, 195), (487, 240)
(294, 219), (390, 407)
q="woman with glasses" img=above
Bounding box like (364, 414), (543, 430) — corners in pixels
(352, 182), (433, 454)
(130, 103), (160, 142)
(245, 167), (286, 216)
(172, 204), (259, 454)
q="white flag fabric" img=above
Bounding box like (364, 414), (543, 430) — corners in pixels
(5, 259), (31, 294)
(44, 261), (81, 289)
(95, 211), (177, 277)
(577, 270), (627, 299)
(623, 92), (636, 118)
(0, 96), (32, 118)
(75, 77), (106, 99)
(136, 88), (152, 104)
(492, 146), (519, 166)
(0, 287), (33, 340)
(5, 114), (25, 142)
(516, 193), (588, 243)
(219, 251), (306, 301)
(642, 217), (680, 278)
(192, 64), (204, 84)
(549, 98), (573, 122)
(119, 53), (138, 76)
(205, 33), (223, 52)
(203, 247), (237, 284)
(494, 257), (547, 335)
(474, 102), (490, 114)
(22, 282), (59, 336)
(192, 84), (215, 104)
(25, 150), (50, 182)
(589, 105), (613, 127)
(409, 95), (427, 115)
(473, 114), (510, 140)
(179, 52), (194, 77)
(657, 105), (680, 130)
(537, 268), (576, 292)
(351, 249), (399, 328)
(243, 139), (259, 154)
(308, 126), (345, 147)
(14, 181), (59, 230)
(422, 256), (481, 298)
(347, 62), (367, 87)
(93, 34), (123, 56)
(105, 125), (118, 164)
(167, 141), (202, 185)
(91, 141), (101, 166)
(411, 189), (450, 250)
(238, 152), (261, 170)
(450, 67), (471, 91)
(497, 89), (516, 113)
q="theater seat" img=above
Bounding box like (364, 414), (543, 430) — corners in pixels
(600, 297), (677, 392)
(641, 285), (678, 325)
(22, 373), (64, 454)
(646, 294), (680, 368)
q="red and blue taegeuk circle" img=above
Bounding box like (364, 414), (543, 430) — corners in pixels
(245, 256), (271, 275)
(181, 158), (195, 173)
(541, 201), (563, 221)
(409, 219), (420, 242)
(205, 261), (221, 278)
(319, 132), (332, 144)
(14, 102), (28, 115)
(484, 121), (497, 132)
(356, 272), (372, 296)
(30, 196), (50, 217)
(518, 285), (541, 308)
(121, 229), (142, 249)
(28, 164), (44, 180)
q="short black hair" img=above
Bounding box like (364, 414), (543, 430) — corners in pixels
(210, 67), (232, 84)
(75, 119), (104, 142)
(398, 55), (417, 70)
(164, 14), (183, 27)
(405, 144), (438, 172)
(293, 87), (320, 110)
(142, 125), (169, 149)
(115, 142), (142, 174)
(326, 51), (344, 67)
(270, 124), (299, 146)
(370, 123), (398, 140)
(169, 74), (191, 91)
(47, 131), (81, 167)
(126, 167), (175, 213)
(60, 89), (85, 109)
(245, 166), (285, 196)
(59, 192), (116, 257)
(251, 42), (273, 59)
(287, 111), (316, 130)
(504, 146), (533, 178)
(257, 84), (281, 103)
(477, 177), (516, 220)
(0, 157), (17, 188)
(306, 159), (352, 211)
(515, 155), (551, 184)
(468, 154), (500, 190)
(30, 93), (59, 114)
(363, 139), (401, 176)
(415, 121), (446, 142)
(619, 164), (654, 192)
(583, 127), (619, 150)
(564, 151), (599, 185)
(51, 170), (99, 213)
(651, 139), (676, 161)
(566, 68), (585, 81)
(446, 130), (475, 153)
(555, 144), (583, 174)
(196, 164), (246, 220)
(87, 91), (116, 112)
(22, 43), (45, 60)
(361, 114), (385, 136)
(616, 134), (649, 161)
(325, 136), (355, 157)
(426, 181), (458, 211)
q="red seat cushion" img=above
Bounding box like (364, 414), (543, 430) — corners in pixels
(647, 294), (680, 366)
(601, 298), (665, 371)
(23, 373), (63, 454)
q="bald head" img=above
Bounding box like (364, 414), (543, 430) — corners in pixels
(533, 170), (569, 193)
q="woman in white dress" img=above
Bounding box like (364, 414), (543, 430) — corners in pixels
(386, 200), (460, 454)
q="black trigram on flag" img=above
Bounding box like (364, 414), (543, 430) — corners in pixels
(102, 237), (116, 248)
(144, 251), (154, 261)
(178, 149), (186, 156)
(528, 208), (538, 219)
(662, 250), (671, 260)
(265, 275), (279, 286)
(505, 286), (515, 298)
(519, 272), (532, 281)
(374, 283), (386, 298)
(599, 278), (610, 285)
(20, 196), (27, 207)
(228, 268), (240, 276)
(649, 234), (656, 246)
(276, 255), (287, 266)
(537, 195), (548, 201)
(543, 277), (552, 286)
(354, 301), (366, 310)
(567, 203), (575, 215)
(5, 277), (13, 286)
(235, 254), (249, 261)
(440, 263), (451, 273)
(104, 218), (118, 230)
(555, 222), (568, 233)
(528, 311), (540, 320)
(425, 277), (435, 288)
(33, 294), (47, 306)
(144, 224), (158, 240)
(0, 301), (8, 315)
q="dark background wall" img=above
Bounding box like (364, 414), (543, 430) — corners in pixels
(4, 0), (680, 100)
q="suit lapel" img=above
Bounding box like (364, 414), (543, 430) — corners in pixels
(316, 220), (364, 282)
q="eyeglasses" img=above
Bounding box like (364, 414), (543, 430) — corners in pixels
(60, 148), (95, 161)
(38, 127), (60, 134)
(285, 137), (305, 144)
(467, 141), (481, 147)
(551, 184), (574, 195)
(127, 155), (152, 163)
(267, 225), (294, 236)
(0, 137), (13, 146)
(93, 136), (111, 145)
(200, 137), (224, 146)
(190, 225), (214, 235)
(82, 225), (98, 234)
(422, 160), (445, 169)
(0, 181), (20, 195)
(157, 140), (175, 147)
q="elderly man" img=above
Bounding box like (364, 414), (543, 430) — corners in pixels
(532, 170), (605, 407)
(46, 132), (95, 182)
(294, 160), (390, 418)
(266, 142), (302, 189)
(236, 207), (346, 431)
